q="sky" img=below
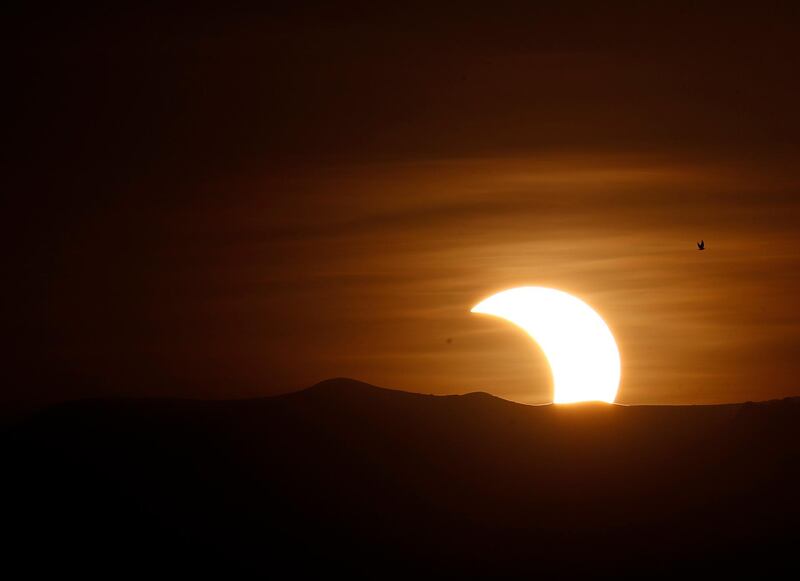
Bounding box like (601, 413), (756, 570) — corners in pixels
(5, 4), (800, 405)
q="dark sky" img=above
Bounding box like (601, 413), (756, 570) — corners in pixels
(5, 3), (800, 405)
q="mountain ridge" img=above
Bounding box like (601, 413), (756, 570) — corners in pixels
(5, 377), (800, 576)
(10, 376), (800, 417)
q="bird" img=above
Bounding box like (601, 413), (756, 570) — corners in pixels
(697, 240), (705, 250)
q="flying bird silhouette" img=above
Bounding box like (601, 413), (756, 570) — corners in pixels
(697, 240), (705, 250)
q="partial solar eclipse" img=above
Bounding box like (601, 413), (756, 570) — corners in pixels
(471, 287), (621, 404)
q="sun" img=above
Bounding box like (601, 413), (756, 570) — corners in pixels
(471, 287), (621, 404)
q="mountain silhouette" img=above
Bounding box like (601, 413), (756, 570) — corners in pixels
(5, 378), (800, 576)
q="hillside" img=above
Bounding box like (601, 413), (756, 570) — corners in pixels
(5, 379), (800, 576)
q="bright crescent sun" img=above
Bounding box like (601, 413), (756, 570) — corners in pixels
(471, 287), (621, 404)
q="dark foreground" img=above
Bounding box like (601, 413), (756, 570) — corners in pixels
(5, 379), (800, 577)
